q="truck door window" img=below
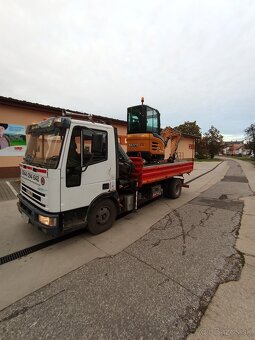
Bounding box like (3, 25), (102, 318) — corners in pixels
(66, 127), (82, 187)
(66, 127), (107, 188)
(67, 138), (81, 168)
(83, 128), (107, 164)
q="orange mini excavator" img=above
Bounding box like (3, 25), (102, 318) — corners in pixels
(127, 98), (181, 163)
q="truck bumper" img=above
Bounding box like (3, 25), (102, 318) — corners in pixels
(17, 194), (62, 235)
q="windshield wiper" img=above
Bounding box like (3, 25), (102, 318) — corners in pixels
(32, 162), (47, 168)
(45, 155), (59, 162)
(24, 154), (34, 164)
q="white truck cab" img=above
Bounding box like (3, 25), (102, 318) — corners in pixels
(18, 116), (122, 235)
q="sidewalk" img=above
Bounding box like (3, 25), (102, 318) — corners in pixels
(188, 159), (255, 339)
(0, 178), (19, 201)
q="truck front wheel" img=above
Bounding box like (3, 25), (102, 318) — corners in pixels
(164, 178), (182, 199)
(87, 199), (117, 235)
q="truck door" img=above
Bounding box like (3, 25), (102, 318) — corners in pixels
(60, 125), (116, 212)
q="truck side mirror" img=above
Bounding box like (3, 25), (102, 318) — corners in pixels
(91, 133), (103, 154)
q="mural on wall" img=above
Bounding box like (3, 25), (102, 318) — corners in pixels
(0, 123), (26, 156)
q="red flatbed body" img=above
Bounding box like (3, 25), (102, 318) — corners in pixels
(130, 157), (194, 188)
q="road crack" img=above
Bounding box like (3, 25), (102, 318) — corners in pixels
(0, 289), (66, 323)
(198, 206), (215, 228)
(124, 249), (199, 298)
(151, 208), (215, 249)
(243, 252), (255, 258)
(152, 214), (173, 231)
(173, 210), (186, 255)
(151, 233), (183, 248)
(230, 211), (242, 237)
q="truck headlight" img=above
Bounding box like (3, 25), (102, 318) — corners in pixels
(38, 215), (57, 227)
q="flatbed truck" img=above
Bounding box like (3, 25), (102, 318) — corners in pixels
(17, 116), (193, 235)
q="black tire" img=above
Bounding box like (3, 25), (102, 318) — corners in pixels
(163, 178), (182, 199)
(87, 199), (117, 235)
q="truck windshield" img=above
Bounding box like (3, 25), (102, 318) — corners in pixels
(24, 128), (66, 169)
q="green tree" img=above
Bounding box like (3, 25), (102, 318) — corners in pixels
(196, 137), (209, 159)
(244, 123), (255, 158)
(204, 126), (223, 159)
(174, 121), (201, 136)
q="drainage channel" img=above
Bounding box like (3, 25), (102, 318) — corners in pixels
(0, 161), (224, 266)
(185, 161), (223, 184)
(0, 228), (85, 266)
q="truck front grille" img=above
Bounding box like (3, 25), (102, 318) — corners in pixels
(21, 183), (46, 207)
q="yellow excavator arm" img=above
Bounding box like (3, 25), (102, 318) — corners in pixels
(161, 127), (181, 162)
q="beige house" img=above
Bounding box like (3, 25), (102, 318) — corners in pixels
(0, 96), (195, 178)
(175, 134), (196, 160)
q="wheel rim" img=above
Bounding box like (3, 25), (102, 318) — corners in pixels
(95, 207), (110, 225)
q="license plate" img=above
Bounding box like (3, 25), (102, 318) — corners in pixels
(21, 212), (29, 224)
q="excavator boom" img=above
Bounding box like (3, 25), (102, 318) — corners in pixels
(161, 127), (181, 162)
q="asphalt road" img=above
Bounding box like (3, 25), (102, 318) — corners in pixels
(0, 160), (252, 339)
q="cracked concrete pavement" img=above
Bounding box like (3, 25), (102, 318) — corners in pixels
(0, 159), (254, 339)
(188, 159), (255, 340)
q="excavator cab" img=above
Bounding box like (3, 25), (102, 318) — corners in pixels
(127, 98), (181, 163)
(127, 104), (161, 135)
(127, 100), (165, 162)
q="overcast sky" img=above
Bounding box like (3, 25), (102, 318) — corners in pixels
(1, 0), (255, 140)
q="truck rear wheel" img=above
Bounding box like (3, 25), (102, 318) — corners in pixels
(87, 199), (117, 235)
(163, 178), (182, 199)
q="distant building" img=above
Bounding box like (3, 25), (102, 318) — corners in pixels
(222, 141), (250, 156)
